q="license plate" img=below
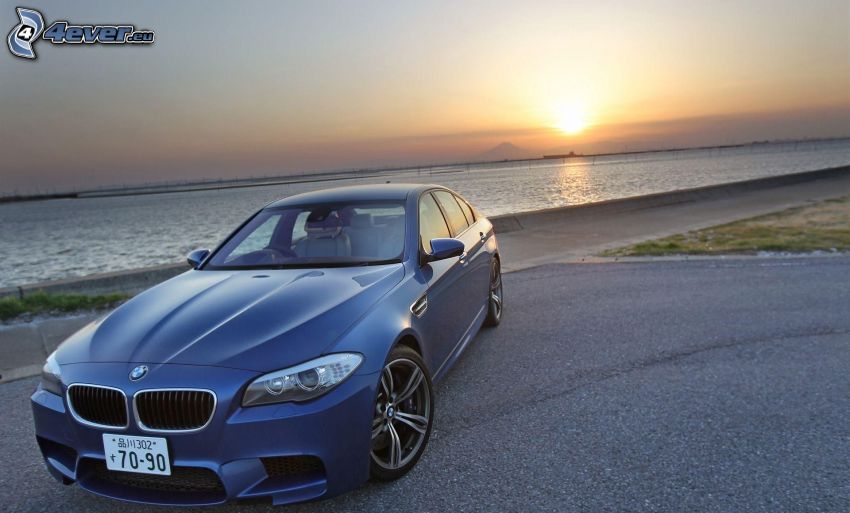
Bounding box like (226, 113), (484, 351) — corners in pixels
(102, 434), (171, 476)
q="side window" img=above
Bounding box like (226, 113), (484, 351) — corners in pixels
(225, 214), (281, 261)
(291, 211), (311, 243)
(433, 190), (469, 236)
(419, 193), (451, 253)
(456, 194), (475, 225)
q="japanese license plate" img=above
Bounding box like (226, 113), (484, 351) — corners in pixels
(102, 434), (171, 476)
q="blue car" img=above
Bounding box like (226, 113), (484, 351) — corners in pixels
(31, 184), (503, 506)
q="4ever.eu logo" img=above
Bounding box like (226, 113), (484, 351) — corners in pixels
(7, 7), (154, 60)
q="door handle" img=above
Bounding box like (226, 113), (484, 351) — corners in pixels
(480, 231), (487, 243)
(459, 251), (468, 263)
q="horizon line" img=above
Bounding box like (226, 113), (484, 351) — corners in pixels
(2, 135), (849, 203)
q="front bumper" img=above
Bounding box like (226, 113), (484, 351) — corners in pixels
(31, 362), (378, 506)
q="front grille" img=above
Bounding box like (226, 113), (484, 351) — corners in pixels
(261, 456), (324, 477)
(68, 385), (128, 427)
(135, 389), (215, 431)
(88, 459), (224, 493)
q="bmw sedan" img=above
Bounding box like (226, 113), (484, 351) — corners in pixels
(31, 183), (503, 506)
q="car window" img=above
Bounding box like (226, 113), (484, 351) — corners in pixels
(346, 204), (406, 259)
(291, 211), (310, 242)
(456, 194), (475, 225)
(419, 193), (451, 253)
(433, 190), (469, 236)
(207, 201), (405, 269)
(225, 214), (281, 261)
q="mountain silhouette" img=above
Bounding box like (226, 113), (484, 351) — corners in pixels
(475, 142), (533, 161)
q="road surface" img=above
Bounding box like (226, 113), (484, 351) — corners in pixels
(1, 257), (848, 512)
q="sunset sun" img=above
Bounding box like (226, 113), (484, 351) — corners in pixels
(554, 105), (588, 135)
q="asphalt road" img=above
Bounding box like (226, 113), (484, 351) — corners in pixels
(2, 257), (849, 512)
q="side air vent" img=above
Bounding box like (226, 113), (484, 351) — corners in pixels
(86, 459), (225, 494)
(410, 295), (428, 317)
(261, 456), (324, 478)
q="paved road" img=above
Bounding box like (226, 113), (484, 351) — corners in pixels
(2, 257), (848, 512)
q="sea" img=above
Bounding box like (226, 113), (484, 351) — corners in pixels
(1, 139), (848, 288)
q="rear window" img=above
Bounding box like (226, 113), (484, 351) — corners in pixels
(433, 190), (469, 236)
(456, 195), (475, 225)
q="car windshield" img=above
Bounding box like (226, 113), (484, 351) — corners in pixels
(206, 201), (406, 269)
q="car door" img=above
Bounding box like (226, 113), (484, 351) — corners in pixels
(432, 190), (491, 328)
(452, 192), (492, 307)
(414, 191), (470, 372)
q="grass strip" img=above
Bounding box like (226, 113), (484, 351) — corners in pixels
(602, 196), (850, 257)
(0, 292), (129, 322)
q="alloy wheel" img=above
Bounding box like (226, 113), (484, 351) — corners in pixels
(489, 259), (503, 322)
(370, 358), (431, 471)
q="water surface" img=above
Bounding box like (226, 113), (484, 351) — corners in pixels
(1, 139), (848, 287)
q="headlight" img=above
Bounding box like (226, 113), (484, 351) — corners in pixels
(242, 353), (363, 407)
(40, 353), (63, 396)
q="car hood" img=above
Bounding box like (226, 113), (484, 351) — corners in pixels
(56, 265), (404, 372)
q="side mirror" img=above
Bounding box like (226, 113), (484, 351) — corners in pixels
(186, 248), (210, 269)
(426, 238), (465, 262)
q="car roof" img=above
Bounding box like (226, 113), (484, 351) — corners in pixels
(264, 183), (444, 208)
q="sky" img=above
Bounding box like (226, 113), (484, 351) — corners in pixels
(1, 0), (848, 194)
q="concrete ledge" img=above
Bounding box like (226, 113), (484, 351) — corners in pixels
(0, 324), (43, 372)
(490, 164), (850, 234)
(0, 313), (101, 383)
(17, 262), (188, 298)
(0, 364), (42, 384)
(0, 287), (21, 300)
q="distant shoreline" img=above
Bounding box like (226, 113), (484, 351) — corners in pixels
(2, 136), (847, 204)
(541, 137), (846, 160)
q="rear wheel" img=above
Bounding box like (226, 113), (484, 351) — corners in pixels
(483, 257), (503, 327)
(369, 346), (433, 481)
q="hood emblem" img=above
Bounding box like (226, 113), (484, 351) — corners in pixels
(129, 365), (149, 381)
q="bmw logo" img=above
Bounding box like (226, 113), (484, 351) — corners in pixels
(129, 365), (148, 381)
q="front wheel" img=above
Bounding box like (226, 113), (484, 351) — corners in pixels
(370, 346), (433, 481)
(483, 257), (503, 327)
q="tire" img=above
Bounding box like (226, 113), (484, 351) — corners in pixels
(369, 345), (434, 481)
(483, 257), (503, 327)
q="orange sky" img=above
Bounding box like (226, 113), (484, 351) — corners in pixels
(1, 0), (848, 193)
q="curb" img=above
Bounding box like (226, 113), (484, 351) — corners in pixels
(13, 262), (188, 299)
(489, 164), (850, 234)
(0, 313), (102, 384)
